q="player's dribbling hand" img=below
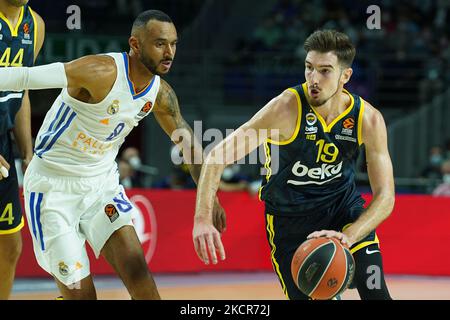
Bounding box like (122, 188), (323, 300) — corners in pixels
(212, 197), (226, 233)
(193, 216), (226, 265)
(307, 230), (352, 248)
(0, 154), (11, 181)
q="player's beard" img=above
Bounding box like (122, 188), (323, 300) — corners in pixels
(140, 52), (161, 76)
(6, 0), (28, 7)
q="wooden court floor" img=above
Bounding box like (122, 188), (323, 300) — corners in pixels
(9, 272), (450, 300)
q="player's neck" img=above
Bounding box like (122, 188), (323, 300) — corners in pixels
(0, 2), (23, 25)
(127, 52), (155, 93)
(313, 88), (350, 123)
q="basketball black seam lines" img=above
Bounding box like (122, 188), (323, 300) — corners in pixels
(311, 241), (337, 298)
(297, 241), (334, 297)
(333, 247), (349, 298)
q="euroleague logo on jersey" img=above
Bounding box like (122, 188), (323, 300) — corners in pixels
(141, 102), (153, 113)
(23, 23), (30, 35)
(137, 101), (153, 118)
(342, 117), (354, 136)
(130, 195), (157, 263)
(343, 117), (355, 129)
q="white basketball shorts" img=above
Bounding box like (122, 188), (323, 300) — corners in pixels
(23, 157), (136, 286)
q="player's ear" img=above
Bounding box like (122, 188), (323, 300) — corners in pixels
(341, 67), (353, 85)
(128, 36), (140, 55)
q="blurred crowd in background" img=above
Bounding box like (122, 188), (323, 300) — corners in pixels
(422, 140), (450, 196)
(226, 0), (449, 109)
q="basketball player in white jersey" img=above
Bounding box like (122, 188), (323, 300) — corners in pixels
(0, 9), (226, 300)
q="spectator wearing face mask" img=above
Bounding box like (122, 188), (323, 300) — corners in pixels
(119, 147), (144, 188)
(432, 160), (450, 196)
(421, 146), (444, 179)
(118, 158), (134, 189)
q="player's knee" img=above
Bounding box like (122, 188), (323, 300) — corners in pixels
(119, 251), (150, 283)
(0, 235), (22, 265)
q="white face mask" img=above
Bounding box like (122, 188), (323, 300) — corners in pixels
(231, 164), (241, 175)
(222, 167), (234, 181)
(443, 174), (450, 184)
(430, 154), (443, 166)
(128, 156), (142, 169)
(121, 177), (132, 189)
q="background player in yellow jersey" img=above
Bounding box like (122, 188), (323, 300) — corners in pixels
(0, 0), (44, 299)
(193, 30), (395, 299)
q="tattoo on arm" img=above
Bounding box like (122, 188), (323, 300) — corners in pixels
(156, 80), (204, 184)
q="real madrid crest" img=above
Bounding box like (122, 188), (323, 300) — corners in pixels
(107, 100), (120, 115)
(59, 261), (69, 276)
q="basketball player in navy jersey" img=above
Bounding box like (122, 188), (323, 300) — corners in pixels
(193, 30), (394, 300)
(0, 0), (45, 299)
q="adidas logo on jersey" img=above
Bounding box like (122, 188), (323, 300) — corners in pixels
(287, 161), (343, 185)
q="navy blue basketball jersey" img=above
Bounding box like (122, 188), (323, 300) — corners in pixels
(0, 4), (37, 135)
(259, 82), (365, 215)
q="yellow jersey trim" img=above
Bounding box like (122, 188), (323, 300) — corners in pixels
(29, 7), (38, 55)
(341, 222), (380, 254)
(357, 98), (365, 146)
(266, 214), (289, 299)
(258, 141), (272, 201)
(0, 216), (24, 235)
(302, 82), (355, 133)
(350, 234), (380, 255)
(267, 88), (302, 145)
(0, 6), (24, 37)
(264, 141), (272, 182)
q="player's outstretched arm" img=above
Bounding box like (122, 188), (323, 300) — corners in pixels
(153, 79), (227, 231)
(342, 101), (395, 245)
(0, 54), (116, 102)
(193, 89), (299, 265)
(153, 79), (205, 184)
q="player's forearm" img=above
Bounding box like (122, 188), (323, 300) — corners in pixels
(0, 63), (67, 91)
(12, 93), (33, 160)
(177, 123), (204, 185)
(195, 154), (226, 222)
(344, 192), (395, 244)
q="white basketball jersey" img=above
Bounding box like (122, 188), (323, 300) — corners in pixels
(33, 52), (161, 176)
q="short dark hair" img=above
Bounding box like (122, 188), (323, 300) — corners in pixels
(304, 30), (356, 67)
(131, 10), (173, 34)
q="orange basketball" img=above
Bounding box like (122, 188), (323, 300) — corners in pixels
(291, 237), (355, 300)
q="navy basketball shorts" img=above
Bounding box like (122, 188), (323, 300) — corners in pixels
(0, 134), (24, 235)
(264, 198), (379, 300)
